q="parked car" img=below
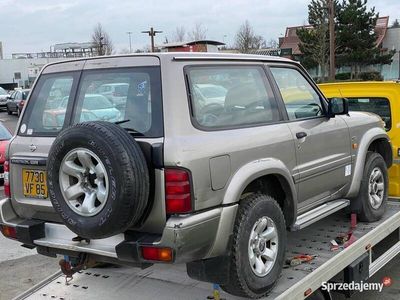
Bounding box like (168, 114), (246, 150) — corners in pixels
(97, 83), (129, 108)
(0, 87), (9, 110)
(0, 122), (12, 184)
(6, 89), (30, 116)
(58, 94), (121, 122)
(319, 81), (400, 198)
(0, 53), (392, 299)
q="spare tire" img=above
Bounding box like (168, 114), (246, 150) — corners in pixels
(47, 121), (149, 239)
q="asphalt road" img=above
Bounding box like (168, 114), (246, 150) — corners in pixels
(0, 110), (399, 300)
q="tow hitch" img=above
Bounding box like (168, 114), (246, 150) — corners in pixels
(59, 254), (92, 284)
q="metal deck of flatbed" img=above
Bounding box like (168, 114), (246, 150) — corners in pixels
(15, 201), (400, 300)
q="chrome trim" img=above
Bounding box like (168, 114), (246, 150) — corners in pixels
(370, 240), (400, 276)
(293, 199), (350, 230)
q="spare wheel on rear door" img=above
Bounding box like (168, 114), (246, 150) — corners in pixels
(47, 121), (149, 239)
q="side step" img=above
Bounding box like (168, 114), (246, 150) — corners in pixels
(292, 199), (350, 230)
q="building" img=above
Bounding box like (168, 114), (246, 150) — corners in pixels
(279, 16), (400, 79)
(157, 40), (225, 52)
(382, 26), (400, 79)
(0, 42), (97, 89)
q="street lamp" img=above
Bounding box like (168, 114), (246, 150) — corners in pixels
(141, 27), (163, 52)
(126, 31), (133, 53)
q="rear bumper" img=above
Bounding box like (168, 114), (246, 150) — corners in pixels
(0, 198), (237, 264)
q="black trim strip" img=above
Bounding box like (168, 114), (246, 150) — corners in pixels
(11, 157), (47, 166)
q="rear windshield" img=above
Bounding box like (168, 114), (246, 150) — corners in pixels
(19, 66), (163, 137)
(347, 97), (391, 130)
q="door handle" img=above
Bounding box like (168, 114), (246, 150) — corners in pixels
(296, 132), (307, 139)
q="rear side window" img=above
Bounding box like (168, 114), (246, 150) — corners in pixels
(72, 67), (162, 137)
(186, 66), (280, 129)
(347, 97), (391, 130)
(19, 73), (77, 135)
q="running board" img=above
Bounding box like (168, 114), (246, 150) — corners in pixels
(292, 200), (350, 230)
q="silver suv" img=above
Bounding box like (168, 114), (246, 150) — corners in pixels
(0, 53), (392, 298)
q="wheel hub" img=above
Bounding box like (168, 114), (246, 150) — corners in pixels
(248, 217), (279, 277)
(368, 167), (384, 210)
(59, 148), (109, 217)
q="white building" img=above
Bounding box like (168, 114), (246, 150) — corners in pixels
(382, 26), (400, 80)
(0, 42), (97, 89)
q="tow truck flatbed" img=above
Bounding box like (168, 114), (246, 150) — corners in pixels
(14, 201), (400, 300)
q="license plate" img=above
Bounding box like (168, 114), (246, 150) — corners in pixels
(0, 173), (4, 179)
(22, 169), (48, 198)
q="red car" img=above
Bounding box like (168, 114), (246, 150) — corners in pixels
(0, 123), (12, 184)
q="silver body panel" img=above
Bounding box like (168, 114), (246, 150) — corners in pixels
(2, 52), (392, 263)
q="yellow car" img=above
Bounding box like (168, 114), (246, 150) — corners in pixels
(319, 81), (400, 197)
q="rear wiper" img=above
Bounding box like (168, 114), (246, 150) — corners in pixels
(114, 119), (130, 125)
(123, 127), (144, 136)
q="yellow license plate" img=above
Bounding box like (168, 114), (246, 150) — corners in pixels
(22, 169), (48, 198)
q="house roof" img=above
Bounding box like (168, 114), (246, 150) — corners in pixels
(280, 16), (389, 55)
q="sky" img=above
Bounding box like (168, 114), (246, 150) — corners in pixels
(0, 0), (399, 57)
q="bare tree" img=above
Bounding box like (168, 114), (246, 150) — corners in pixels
(91, 23), (114, 56)
(234, 20), (265, 53)
(267, 38), (278, 48)
(188, 22), (207, 40)
(174, 26), (186, 42)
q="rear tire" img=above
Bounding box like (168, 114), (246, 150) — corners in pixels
(47, 121), (149, 239)
(354, 152), (388, 222)
(220, 193), (286, 298)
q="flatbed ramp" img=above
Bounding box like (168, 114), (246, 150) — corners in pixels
(15, 201), (400, 300)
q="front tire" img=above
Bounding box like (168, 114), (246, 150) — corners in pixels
(220, 194), (286, 298)
(7, 108), (12, 115)
(355, 152), (388, 222)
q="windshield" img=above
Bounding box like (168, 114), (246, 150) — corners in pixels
(0, 123), (12, 140)
(22, 91), (29, 100)
(0, 87), (7, 95)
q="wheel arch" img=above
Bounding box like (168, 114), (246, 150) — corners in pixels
(222, 158), (297, 227)
(346, 127), (392, 198)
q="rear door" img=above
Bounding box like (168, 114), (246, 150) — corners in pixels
(268, 65), (352, 212)
(9, 61), (83, 221)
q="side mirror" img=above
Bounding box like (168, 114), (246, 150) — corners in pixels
(328, 97), (349, 118)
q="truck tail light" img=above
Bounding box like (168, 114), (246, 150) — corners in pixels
(4, 160), (10, 198)
(0, 225), (17, 240)
(165, 168), (192, 214)
(141, 246), (172, 262)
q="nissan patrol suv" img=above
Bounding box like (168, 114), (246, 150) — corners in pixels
(0, 53), (392, 298)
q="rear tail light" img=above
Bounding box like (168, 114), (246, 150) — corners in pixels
(141, 246), (173, 262)
(0, 225), (17, 240)
(165, 169), (192, 214)
(4, 160), (10, 198)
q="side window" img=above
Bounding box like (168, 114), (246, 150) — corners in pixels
(187, 66), (279, 129)
(347, 97), (391, 130)
(270, 67), (324, 120)
(20, 74), (75, 135)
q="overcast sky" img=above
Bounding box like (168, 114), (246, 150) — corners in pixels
(0, 0), (399, 56)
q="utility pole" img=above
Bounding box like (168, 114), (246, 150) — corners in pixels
(99, 36), (104, 56)
(328, 0), (336, 81)
(141, 27), (163, 52)
(126, 31), (133, 53)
